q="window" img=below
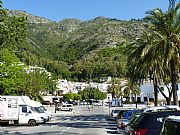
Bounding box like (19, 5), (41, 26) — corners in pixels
(34, 107), (44, 113)
(137, 97), (141, 102)
(22, 106), (27, 113)
(144, 97), (147, 101)
(162, 121), (180, 135)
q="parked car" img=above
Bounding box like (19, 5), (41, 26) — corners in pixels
(126, 110), (180, 135)
(110, 109), (121, 120)
(143, 105), (180, 113)
(160, 116), (180, 135)
(57, 104), (73, 111)
(124, 112), (142, 134)
(121, 110), (142, 120)
(111, 109), (122, 119)
(117, 110), (142, 134)
(115, 109), (131, 122)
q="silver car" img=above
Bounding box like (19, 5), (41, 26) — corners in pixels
(57, 104), (73, 111)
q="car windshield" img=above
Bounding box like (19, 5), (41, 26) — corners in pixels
(132, 113), (144, 126)
(40, 106), (47, 111)
(114, 110), (120, 113)
(162, 120), (180, 135)
(122, 111), (128, 117)
(128, 114), (141, 126)
(34, 107), (45, 113)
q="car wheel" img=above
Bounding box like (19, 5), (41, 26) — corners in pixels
(28, 119), (36, 126)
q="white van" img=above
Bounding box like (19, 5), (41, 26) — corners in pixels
(34, 101), (52, 121)
(0, 96), (44, 126)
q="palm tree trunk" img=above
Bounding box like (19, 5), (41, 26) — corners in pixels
(153, 77), (158, 106)
(166, 97), (171, 105)
(170, 60), (179, 106)
(112, 92), (115, 99)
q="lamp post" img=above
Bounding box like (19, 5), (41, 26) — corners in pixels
(54, 101), (57, 113)
(108, 97), (110, 116)
(135, 94), (137, 109)
(147, 93), (150, 106)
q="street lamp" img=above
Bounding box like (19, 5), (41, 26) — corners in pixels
(147, 93), (150, 106)
(108, 97), (110, 116)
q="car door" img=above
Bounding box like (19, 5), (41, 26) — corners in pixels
(18, 105), (30, 124)
(61, 105), (66, 111)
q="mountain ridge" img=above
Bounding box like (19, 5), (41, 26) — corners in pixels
(9, 10), (146, 81)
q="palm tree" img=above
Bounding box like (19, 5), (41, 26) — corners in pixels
(144, 3), (180, 105)
(127, 33), (166, 106)
(107, 78), (119, 98)
(128, 3), (180, 105)
(123, 81), (140, 107)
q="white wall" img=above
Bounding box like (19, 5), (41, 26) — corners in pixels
(138, 82), (180, 102)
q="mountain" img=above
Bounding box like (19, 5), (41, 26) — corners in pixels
(7, 10), (52, 24)
(8, 10), (146, 81)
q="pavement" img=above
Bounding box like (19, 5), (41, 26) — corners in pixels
(0, 105), (143, 135)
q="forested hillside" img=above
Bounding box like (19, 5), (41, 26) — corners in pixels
(9, 10), (146, 82)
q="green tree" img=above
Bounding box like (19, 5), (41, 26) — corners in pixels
(123, 81), (140, 104)
(79, 87), (106, 101)
(127, 33), (162, 106)
(0, 49), (25, 95)
(144, 3), (180, 105)
(94, 91), (107, 100)
(128, 3), (180, 105)
(19, 67), (55, 101)
(106, 78), (120, 98)
(0, 1), (27, 48)
(73, 93), (82, 101)
(63, 93), (74, 100)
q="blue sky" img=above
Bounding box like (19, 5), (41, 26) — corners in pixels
(3, 0), (169, 21)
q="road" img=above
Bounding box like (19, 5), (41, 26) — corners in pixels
(0, 105), (120, 135)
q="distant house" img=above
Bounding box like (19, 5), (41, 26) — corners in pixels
(56, 79), (76, 95)
(24, 66), (51, 77)
(100, 76), (112, 82)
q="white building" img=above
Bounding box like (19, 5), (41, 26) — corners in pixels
(56, 79), (77, 95)
(55, 79), (180, 104)
(137, 82), (154, 103)
(134, 82), (180, 104)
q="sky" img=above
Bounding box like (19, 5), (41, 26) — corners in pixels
(3, 0), (169, 21)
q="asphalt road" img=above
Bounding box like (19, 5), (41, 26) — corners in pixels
(0, 105), (121, 135)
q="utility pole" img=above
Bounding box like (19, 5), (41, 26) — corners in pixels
(108, 97), (111, 116)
